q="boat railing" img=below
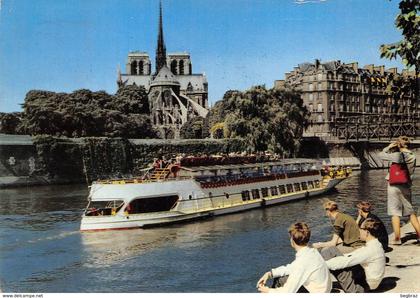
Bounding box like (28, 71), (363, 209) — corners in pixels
(197, 170), (321, 188)
(94, 164), (191, 185)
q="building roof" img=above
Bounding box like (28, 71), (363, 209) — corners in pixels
(121, 72), (207, 91)
(150, 65), (180, 87)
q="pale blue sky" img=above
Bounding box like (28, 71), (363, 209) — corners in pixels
(0, 0), (405, 112)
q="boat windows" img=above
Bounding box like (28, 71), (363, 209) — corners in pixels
(261, 188), (269, 198)
(85, 200), (124, 216)
(278, 185), (286, 194)
(294, 183), (301, 192)
(127, 195), (179, 214)
(251, 189), (260, 200)
(314, 180), (320, 188)
(241, 190), (250, 201)
(301, 182), (308, 190)
(308, 181), (314, 189)
(286, 184), (294, 193)
(270, 186), (278, 196)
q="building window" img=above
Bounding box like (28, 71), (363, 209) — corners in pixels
(308, 104), (313, 112)
(131, 61), (138, 75)
(317, 115), (323, 122)
(170, 60), (178, 74)
(318, 73), (323, 80)
(309, 93), (314, 101)
(309, 83), (313, 91)
(318, 82), (322, 90)
(179, 60), (185, 75)
(138, 60), (144, 75)
(317, 103), (323, 112)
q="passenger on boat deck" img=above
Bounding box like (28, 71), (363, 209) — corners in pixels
(257, 222), (332, 293)
(321, 218), (386, 293)
(152, 158), (159, 169)
(312, 200), (363, 254)
(355, 201), (389, 251)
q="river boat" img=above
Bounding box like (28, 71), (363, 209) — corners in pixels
(80, 156), (349, 231)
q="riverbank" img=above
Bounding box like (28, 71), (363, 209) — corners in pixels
(1, 134), (419, 188)
(381, 216), (420, 293)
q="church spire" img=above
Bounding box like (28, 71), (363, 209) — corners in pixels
(155, 0), (167, 74)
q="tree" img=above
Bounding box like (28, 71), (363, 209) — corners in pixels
(180, 116), (210, 139)
(208, 86), (309, 155)
(0, 112), (23, 134)
(380, 0), (419, 97)
(380, 0), (419, 72)
(20, 85), (157, 138)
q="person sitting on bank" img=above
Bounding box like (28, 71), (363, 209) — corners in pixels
(257, 222), (332, 293)
(356, 201), (389, 251)
(322, 218), (386, 293)
(313, 200), (363, 254)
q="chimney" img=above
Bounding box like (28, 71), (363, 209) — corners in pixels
(374, 65), (385, 75)
(387, 67), (398, 75)
(364, 64), (374, 73)
(345, 62), (359, 72)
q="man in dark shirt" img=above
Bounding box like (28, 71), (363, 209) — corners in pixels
(356, 201), (389, 251)
(313, 200), (363, 254)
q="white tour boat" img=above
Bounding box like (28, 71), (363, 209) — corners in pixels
(80, 156), (350, 231)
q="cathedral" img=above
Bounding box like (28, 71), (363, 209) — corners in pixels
(117, 1), (209, 139)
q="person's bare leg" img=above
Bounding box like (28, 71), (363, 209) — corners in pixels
(391, 216), (401, 240)
(409, 214), (420, 238)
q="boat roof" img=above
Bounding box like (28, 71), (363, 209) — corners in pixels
(181, 158), (319, 172)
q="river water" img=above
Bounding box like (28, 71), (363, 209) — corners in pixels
(0, 170), (419, 293)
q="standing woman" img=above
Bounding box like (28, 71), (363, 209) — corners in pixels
(380, 136), (420, 244)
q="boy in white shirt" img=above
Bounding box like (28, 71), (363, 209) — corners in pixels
(322, 218), (386, 292)
(257, 222), (332, 293)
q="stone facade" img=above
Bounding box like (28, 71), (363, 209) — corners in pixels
(117, 2), (208, 139)
(275, 59), (418, 136)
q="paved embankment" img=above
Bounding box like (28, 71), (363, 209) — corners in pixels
(382, 216), (420, 293)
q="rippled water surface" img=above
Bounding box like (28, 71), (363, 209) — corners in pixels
(0, 170), (419, 292)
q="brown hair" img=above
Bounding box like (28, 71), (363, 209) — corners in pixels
(397, 136), (411, 148)
(288, 222), (311, 246)
(357, 201), (373, 212)
(323, 200), (338, 212)
(361, 218), (381, 238)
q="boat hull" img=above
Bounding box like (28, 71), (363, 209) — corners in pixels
(80, 176), (346, 231)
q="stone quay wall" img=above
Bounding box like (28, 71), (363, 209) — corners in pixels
(1, 134), (419, 188)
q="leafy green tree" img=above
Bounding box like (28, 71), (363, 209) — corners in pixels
(20, 85), (157, 138)
(380, 0), (419, 97)
(208, 86), (309, 155)
(380, 0), (419, 72)
(0, 112), (24, 134)
(180, 116), (210, 139)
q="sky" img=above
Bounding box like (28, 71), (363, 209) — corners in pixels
(0, 0), (407, 112)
